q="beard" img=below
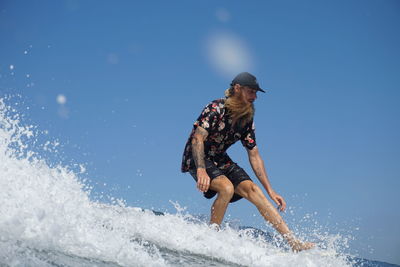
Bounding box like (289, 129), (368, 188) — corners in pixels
(225, 95), (255, 127)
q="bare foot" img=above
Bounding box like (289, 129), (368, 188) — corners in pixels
(289, 240), (315, 252)
(209, 223), (220, 231)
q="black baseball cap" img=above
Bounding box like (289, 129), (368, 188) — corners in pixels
(230, 72), (265, 93)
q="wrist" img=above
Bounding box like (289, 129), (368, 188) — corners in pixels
(267, 189), (276, 196)
(196, 167), (206, 173)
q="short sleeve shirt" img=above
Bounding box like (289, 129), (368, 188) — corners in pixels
(181, 98), (257, 172)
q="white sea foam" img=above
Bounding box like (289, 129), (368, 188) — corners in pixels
(0, 97), (353, 267)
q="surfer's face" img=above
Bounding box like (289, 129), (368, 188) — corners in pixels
(238, 86), (258, 105)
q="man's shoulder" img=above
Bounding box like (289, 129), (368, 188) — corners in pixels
(205, 98), (226, 108)
(203, 98), (225, 114)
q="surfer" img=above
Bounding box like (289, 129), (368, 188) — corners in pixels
(181, 72), (314, 252)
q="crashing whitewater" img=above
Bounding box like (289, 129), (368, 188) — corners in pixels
(0, 97), (371, 267)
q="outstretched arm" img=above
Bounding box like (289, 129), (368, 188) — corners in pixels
(246, 146), (287, 211)
(191, 126), (210, 192)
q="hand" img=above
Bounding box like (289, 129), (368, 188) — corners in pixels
(196, 168), (211, 192)
(269, 191), (286, 212)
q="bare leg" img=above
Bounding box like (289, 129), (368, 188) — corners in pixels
(235, 180), (314, 252)
(208, 175), (234, 225)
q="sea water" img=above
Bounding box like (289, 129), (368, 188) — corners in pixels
(0, 97), (395, 267)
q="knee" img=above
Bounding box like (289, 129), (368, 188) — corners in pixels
(242, 183), (262, 199)
(217, 183), (234, 200)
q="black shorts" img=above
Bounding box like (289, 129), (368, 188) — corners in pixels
(188, 159), (252, 203)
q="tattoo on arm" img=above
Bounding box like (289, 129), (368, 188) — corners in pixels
(254, 166), (263, 179)
(191, 127), (208, 169)
(192, 138), (205, 169)
(248, 147), (264, 178)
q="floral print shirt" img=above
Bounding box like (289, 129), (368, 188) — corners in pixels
(181, 98), (257, 172)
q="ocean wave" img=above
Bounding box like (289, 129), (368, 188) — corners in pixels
(0, 97), (396, 267)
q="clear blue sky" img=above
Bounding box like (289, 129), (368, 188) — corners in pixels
(1, 0), (399, 264)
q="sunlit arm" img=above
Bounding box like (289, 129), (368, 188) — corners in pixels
(191, 126), (211, 193)
(246, 146), (287, 211)
(191, 126), (208, 170)
(246, 146), (273, 193)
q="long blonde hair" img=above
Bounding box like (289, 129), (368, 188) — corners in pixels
(224, 87), (254, 127)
